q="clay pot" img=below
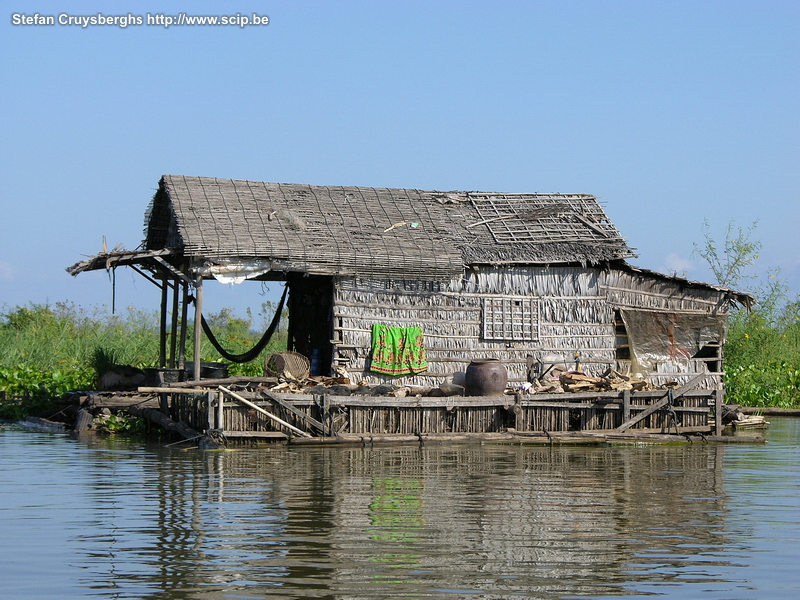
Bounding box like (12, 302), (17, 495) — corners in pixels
(464, 359), (508, 396)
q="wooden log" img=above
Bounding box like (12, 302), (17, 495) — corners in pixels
(219, 386), (311, 438)
(139, 386), (213, 394)
(127, 405), (200, 440)
(164, 375), (280, 388)
(20, 416), (67, 433)
(285, 429), (763, 446)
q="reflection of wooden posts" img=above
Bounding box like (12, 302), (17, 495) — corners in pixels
(193, 274), (203, 382)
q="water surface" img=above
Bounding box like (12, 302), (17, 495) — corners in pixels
(1, 418), (797, 599)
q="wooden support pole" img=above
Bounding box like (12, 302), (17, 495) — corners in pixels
(714, 388), (724, 436)
(179, 281), (189, 369)
(219, 386), (311, 437)
(193, 274), (203, 382)
(159, 279), (168, 368)
(216, 390), (224, 430)
(169, 278), (179, 368)
(622, 389), (631, 424)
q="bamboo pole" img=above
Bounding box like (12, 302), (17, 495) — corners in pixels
(159, 279), (168, 368)
(216, 390), (224, 430)
(193, 274), (203, 382)
(169, 278), (179, 368)
(179, 281), (188, 369)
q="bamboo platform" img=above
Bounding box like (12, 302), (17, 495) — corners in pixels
(152, 382), (760, 446)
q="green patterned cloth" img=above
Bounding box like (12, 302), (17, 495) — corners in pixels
(370, 323), (428, 376)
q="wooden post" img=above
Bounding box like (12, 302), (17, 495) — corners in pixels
(217, 390), (224, 431)
(207, 392), (215, 432)
(159, 279), (168, 368)
(169, 279), (179, 368)
(179, 281), (189, 370)
(324, 393), (332, 436)
(622, 389), (631, 425)
(714, 388), (724, 436)
(193, 274), (203, 382)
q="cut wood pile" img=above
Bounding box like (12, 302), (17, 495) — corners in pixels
(253, 367), (667, 397)
(529, 369), (656, 394)
(264, 375), (465, 398)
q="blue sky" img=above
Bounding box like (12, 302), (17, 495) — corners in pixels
(2, 0), (798, 319)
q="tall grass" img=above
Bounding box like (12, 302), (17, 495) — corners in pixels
(0, 302), (287, 418)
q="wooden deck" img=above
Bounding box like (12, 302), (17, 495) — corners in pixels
(156, 379), (735, 446)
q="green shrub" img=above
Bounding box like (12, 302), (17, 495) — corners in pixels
(0, 301), (287, 418)
(696, 220), (800, 407)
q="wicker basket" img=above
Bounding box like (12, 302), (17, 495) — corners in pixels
(265, 351), (310, 380)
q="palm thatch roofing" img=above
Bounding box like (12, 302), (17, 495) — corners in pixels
(137, 175), (634, 281)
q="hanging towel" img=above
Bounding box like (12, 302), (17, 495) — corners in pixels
(369, 323), (428, 376)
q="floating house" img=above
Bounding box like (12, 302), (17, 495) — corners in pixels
(68, 175), (752, 442)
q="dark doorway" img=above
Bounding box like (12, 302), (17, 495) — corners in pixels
(287, 274), (334, 376)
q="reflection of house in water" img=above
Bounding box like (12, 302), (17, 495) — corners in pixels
(72, 439), (732, 598)
(308, 445), (729, 597)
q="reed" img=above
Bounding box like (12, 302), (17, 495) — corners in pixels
(0, 302), (287, 417)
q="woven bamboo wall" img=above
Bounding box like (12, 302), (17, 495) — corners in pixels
(333, 268), (617, 386)
(331, 265), (731, 389)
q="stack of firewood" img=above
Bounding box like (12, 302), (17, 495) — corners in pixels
(531, 369), (654, 394)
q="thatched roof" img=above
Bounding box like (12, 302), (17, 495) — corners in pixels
(142, 175), (633, 280)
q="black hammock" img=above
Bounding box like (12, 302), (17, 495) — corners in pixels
(199, 285), (288, 363)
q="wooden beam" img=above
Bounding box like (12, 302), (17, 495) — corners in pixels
(138, 386), (213, 394)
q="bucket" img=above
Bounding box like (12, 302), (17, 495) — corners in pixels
(185, 362), (229, 380)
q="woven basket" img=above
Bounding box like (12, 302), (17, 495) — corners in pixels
(265, 351), (310, 380)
